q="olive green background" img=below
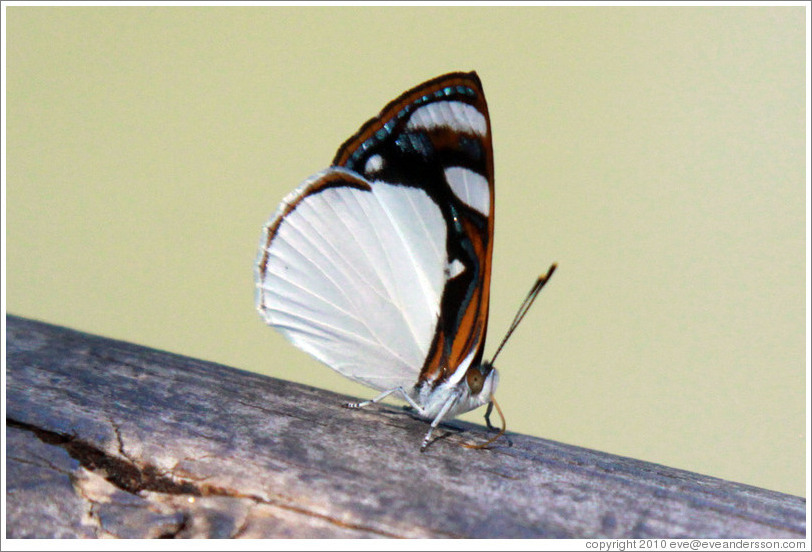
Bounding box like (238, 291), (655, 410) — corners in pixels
(5, 7), (807, 497)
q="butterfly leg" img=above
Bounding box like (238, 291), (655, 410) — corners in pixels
(344, 387), (424, 413)
(420, 394), (459, 452)
(483, 401), (496, 430)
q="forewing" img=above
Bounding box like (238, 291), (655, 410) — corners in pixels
(333, 71), (495, 386)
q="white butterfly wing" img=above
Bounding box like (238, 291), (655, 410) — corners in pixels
(257, 71), (494, 398)
(255, 168), (449, 391)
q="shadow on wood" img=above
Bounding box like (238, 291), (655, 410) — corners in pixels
(5, 315), (806, 538)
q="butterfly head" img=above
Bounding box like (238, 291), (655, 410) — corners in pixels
(465, 361), (498, 403)
(460, 361), (506, 450)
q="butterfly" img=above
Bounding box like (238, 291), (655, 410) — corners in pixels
(255, 71), (555, 451)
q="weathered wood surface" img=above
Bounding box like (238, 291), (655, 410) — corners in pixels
(5, 315), (806, 539)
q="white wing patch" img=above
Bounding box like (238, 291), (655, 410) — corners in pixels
(447, 258), (465, 279)
(444, 166), (490, 216)
(256, 168), (448, 391)
(406, 101), (488, 136)
(365, 154), (384, 174)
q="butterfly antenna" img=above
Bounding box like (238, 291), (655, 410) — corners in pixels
(489, 263), (557, 365)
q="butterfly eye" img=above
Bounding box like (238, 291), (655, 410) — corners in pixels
(466, 366), (485, 394)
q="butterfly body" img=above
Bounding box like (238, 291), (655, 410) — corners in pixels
(424, 367), (499, 419)
(256, 71), (500, 449)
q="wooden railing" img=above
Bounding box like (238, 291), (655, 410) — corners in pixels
(5, 315), (805, 538)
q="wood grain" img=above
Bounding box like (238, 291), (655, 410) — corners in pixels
(5, 315), (806, 538)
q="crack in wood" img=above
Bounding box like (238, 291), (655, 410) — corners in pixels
(84, 501), (105, 538)
(7, 418), (201, 497)
(73, 472), (112, 539)
(7, 417), (405, 538)
(108, 414), (137, 466)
